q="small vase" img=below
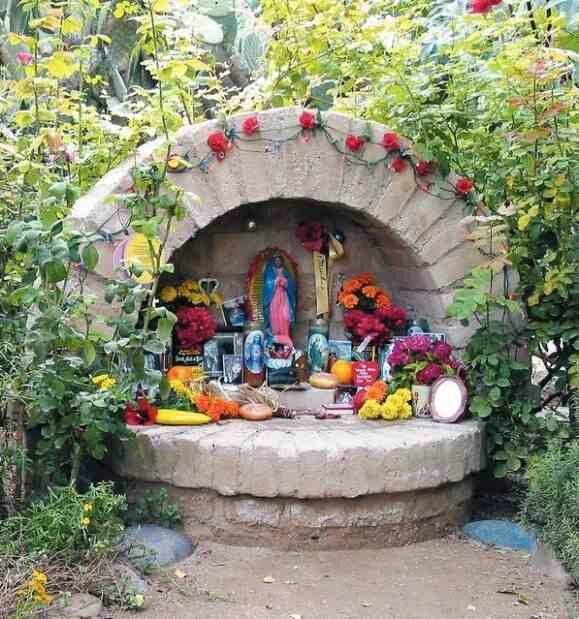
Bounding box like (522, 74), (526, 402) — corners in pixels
(412, 384), (432, 418)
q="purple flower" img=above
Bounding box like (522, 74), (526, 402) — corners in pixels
(432, 342), (452, 363)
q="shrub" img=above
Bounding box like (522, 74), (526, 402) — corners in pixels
(0, 483), (126, 559)
(522, 441), (579, 585)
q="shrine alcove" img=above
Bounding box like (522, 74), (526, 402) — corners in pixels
(69, 106), (484, 347)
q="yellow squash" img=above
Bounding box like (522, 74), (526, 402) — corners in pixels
(156, 409), (212, 426)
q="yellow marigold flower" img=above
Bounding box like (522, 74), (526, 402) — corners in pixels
(31, 570), (47, 584)
(380, 400), (399, 420)
(394, 388), (412, 402)
(83, 502), (93, 512)
(399, 403), (412, 419)
(359, 399), (382, 419)
(160, 286), (177, 303)
(81, 516), (91, 527)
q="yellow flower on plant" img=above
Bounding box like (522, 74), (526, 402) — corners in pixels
(91, 374), (116, 391)
(83, 502), (93, 513)
(160, 286), (177, 303)
(19, 570), (53, 605)
(358, 399), (382, 419)
(81, 516), (91, 527)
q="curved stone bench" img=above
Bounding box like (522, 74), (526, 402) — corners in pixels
(112, 417), (485, 549)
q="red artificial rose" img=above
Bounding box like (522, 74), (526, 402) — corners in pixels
(390, 157), (406, 173)
(242, 116), (260, 136)
(296, 221), (326, 253)
(415, 160), (433, 176)
(455, 177), (474, 195)
(345, 134), (365, 152)
(125, 397), (158, 426)
(470, 0), (501, 14)
(299, 110), (317, 130)
(207, 131), (230, 154)
(382, 131), (401, 151)
(353, 389), (368, 411)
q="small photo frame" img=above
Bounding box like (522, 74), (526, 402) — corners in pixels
(424, 332), (447, 343)
(335, 385), (357, 405)
(223, 296), (247, 328)
(329, 339), (352, 361)
(223, 354), (243, 385)
(203, 339), (221, 377)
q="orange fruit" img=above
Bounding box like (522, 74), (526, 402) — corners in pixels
(331, 360), (353, 385)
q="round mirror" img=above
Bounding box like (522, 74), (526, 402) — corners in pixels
(429, 377), (467, 423)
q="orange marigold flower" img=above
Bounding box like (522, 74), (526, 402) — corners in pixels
(367, 380), (388, 402)
(207, 401), (222, 421)
(376, 293), (392, 308)
(340, 293), (359, 309)
(357, 272), (375, 285)
(343, 279), (362, 293)
(194, 393), (211, 412)
(362, 285), (379, 299)
(224, 400), (240, 417)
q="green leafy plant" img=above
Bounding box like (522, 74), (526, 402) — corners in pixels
(522, 440), (579, 585)
(126, 488), (182, 529)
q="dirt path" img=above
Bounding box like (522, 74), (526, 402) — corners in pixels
(114, 536), (575, 619)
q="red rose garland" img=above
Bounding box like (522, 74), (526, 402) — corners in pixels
(382, 131), (401, 151)
(415, 160), (433, 176)
(242, 116), (260, 136)
(390, 157), (406, 173)
(345, 134), (365, 152)
(299, 110), (317, 130)
(455, 177), (475, 195)
(175, 306), (217, 348)
(207, 131), (231, 160)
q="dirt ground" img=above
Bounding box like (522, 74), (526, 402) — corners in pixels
(112, 535), (577, 619)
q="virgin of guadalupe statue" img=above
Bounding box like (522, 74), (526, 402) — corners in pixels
(246, 248), (298, 343)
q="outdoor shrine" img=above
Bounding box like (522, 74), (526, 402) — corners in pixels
(70, 107), (488, 549)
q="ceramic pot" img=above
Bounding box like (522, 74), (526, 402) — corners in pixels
(412, 384), (432, 417)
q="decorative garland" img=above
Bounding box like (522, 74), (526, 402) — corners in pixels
(166, 109), (476, 206)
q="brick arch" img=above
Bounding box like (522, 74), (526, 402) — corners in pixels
(69, 107), (484, 346)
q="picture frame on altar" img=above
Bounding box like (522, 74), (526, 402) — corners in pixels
(328, 339), (352, 361)
(222, 296), (247, 328)
(335, 385), (357, 405)
(223, 354), (243, 385)
(204, 333), (244, 377)
(423, 332), (446, 343)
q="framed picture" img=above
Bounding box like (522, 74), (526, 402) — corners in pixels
(203, 339), (220, 377)
(424, 332), (446, 343)
(223, 296), (247, 328)
(328, 339), (352, 361)
(223, 354), (243, 384)
(335, 385), (356, 405)
(204, 333), (244, 377)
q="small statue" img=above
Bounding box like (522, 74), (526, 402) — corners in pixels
(246, 247), (298, 342)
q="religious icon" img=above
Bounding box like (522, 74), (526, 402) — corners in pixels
(246, 247), (298, 343)
(244, 329), (264, 375)
(223, 355), (243, 384)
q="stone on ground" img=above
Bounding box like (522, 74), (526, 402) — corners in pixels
(122, 524), (195, 571)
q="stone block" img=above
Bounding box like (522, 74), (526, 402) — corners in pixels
(278, 387), (336, 411)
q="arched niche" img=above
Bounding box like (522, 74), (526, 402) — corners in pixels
(69, 107), (485, 347)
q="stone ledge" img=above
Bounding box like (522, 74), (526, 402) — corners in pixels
(128, 477), (474, 550)
(112, 417), (485, 500)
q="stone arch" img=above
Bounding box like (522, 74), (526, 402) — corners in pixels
(70, 107), (483, 346)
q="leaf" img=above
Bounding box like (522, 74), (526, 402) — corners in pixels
(82, 340), (96, 366)
(44, 260), (67, 283)
(62, 16), (82, 35)
(82, 243), (99, 271)
(157, 317), (174, 342)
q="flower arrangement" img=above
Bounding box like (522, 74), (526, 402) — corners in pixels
(160, 279), (222, 307)
(387, 336), (462, 388)
(174, 306), (217, 348)
(338, 273), (406, 345)
(356, 382), (412, 421)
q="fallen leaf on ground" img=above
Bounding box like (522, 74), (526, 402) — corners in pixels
(362, 601), (372, 607)
(174, 569), (187, 578)
(263, 576), (275, 584)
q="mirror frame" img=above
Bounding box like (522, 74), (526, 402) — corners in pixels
(429, 376), (468, 423)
